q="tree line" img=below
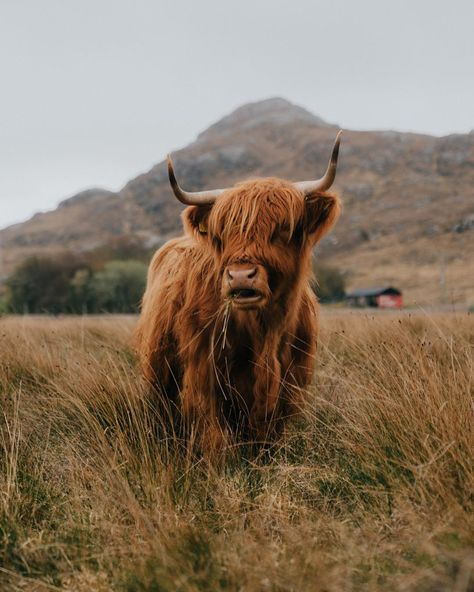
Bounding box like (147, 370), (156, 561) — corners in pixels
(0, 238), (346, 314)
(2, 237), (152, 314)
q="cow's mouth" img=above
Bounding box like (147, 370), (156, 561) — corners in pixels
(229, 288), (264, 307)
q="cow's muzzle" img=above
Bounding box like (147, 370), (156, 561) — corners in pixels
(223, 265), (267, 309)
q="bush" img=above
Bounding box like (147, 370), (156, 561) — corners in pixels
(0, 297), (8, 316)
(6, 254), (87, 314)
(90, 260), (147, 313)
(5, 254), (147, 314)
(312, 263), (346, 303)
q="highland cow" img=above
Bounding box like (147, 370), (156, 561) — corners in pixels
(134, 132), (342, 453)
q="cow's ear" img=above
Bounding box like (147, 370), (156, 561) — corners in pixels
(182, 205), (213, 239)
(303, 191), (341, 244)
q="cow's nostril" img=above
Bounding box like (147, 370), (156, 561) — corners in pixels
(247, 267), (257, 279)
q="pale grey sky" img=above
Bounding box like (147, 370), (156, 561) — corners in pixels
(1, 0), (473, 228)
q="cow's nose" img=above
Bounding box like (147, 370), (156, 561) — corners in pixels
(226, 267), (258, 286)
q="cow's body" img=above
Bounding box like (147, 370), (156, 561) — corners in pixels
(135, 231), (318, 448)
(135, 138), (342, 453)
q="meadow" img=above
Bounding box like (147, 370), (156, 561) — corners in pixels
(0, 311), (473, 591)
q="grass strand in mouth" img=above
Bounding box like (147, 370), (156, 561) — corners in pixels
(221, 300), (232, 349)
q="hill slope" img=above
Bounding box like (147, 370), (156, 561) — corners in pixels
(1, 97), (473, 304)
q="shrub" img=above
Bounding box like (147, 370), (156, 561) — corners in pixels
(312, 263), (346, 303)
(5, 254), (86, 314)
(0, 297), (8, 315)
(5, 254), (148, 314)
(89, 260), (147, 313)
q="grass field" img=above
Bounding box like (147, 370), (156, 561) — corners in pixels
(0, 312), (473, 591)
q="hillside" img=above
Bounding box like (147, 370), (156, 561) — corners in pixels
(1, 97), (473, 305)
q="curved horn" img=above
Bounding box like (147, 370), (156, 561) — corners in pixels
(167, 154), (226, 206)
(294, 130), (342, 196)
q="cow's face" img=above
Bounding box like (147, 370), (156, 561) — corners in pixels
(183, 178), (340, 311)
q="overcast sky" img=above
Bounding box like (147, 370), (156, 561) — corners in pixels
(1, 0), (473, 229)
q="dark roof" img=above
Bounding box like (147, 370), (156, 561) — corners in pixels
(346, 286), (402, 298)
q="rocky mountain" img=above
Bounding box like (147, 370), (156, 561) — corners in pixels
(1, 98), (473, 305)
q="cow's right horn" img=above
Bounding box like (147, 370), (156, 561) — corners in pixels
(294, 131), (342, 196)
(167, 155), (225, 206)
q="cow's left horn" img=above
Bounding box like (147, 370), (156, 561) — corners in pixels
(294, 130), (342, 196)
(167, 155), (225, 206)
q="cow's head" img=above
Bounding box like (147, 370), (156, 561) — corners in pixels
(168, 133), (342, 313)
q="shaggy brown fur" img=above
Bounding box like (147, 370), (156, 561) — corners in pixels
(134, 177), (340, 453)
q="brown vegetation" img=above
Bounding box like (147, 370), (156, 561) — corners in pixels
(0, 312), (473, 591)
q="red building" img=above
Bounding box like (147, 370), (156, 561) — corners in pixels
(346, 286), (403, 309)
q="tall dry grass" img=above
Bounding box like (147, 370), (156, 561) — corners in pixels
(0, 312), (473, 591)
